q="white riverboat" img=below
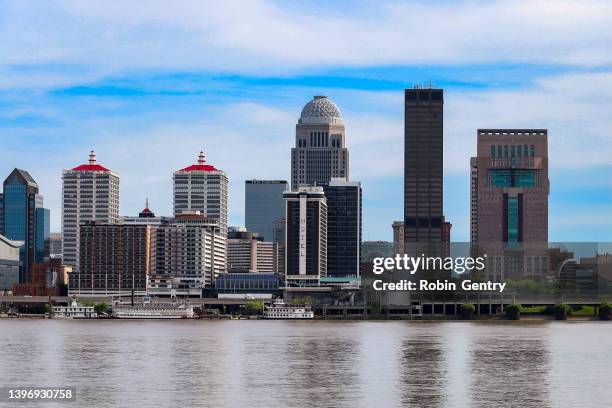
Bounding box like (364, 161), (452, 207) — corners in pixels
(53, 299), (97, 319)
(112, 297), (194, 319)
(263, 298), (314, 319)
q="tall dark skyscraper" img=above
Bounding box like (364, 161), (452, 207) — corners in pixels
(1, 169), (49, 283)
(403, 88), (444, 250)
(245, 180), (287, 242)
(322, 178), (362, 277)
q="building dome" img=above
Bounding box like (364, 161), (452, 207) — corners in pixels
(299, 96), (343, 125)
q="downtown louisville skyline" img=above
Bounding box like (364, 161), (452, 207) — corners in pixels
(1, 0), (611, 242)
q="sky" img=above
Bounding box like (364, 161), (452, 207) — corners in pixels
(0, 0), (611, 242)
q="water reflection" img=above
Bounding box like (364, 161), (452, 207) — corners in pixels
(469, 325), (551, 407)
(282, 324), (361, 408)
(401, 334), (448, 407)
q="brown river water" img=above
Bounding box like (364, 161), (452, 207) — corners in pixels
(0, 320), (610, 407)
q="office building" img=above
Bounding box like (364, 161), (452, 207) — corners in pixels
(1, 169), (49, 282)
(70, 221), (152, 296)
(291, 96), (349, 189)
(227, 226), (278, 273)
(284, 187), (327, 286)
(35, 207), (50, 263)
(0, 234), (22, 291)
(403, 88), (445, 249)
(245, 180), (287, 242)
(49, 233), (62, 258)
(173, 150), (229, 235)
(62, 151), (120, 273)
(322, 178), (361, 277)
(149, 212), (226, 297)
(470, 129), (549, 279)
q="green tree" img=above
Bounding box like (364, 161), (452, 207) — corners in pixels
(44, 304), (52, 315)
(598, 303), (612, 321)
(94, 302), (108, 316)
(368, 305), (382, 315)
(459, 303), (475, 320)
(553, 304), (571, 320)
(245, 299), (264, 315)
(505, 304), (521, 320)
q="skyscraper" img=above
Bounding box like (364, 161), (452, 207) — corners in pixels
(291, 96), (349, 189)
(245, 180), (287, 242)
(403, 88), (445, 250)
(62, 151), (120, 273)
(35, 207), (50, 264)
(470, 129), (549, 279)
(173, 150), (229, 235)
(1, 169), (49, 282)
(322, 178), (362, 277)
(284, 187), (327, 286)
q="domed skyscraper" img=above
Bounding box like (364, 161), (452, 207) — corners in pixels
(291, 96), (349, 189)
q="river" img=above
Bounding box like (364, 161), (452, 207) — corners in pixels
(0, 320), (609, 407)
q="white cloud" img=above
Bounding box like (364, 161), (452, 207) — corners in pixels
(445, 72), (612, 171)
(1, 0), (612, 89)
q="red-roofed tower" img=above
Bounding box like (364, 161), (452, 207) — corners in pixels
(173, 149), (228, 236)
(62, 150), (120, 278)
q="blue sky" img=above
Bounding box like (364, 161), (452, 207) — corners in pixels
(0, 0), (611, 241)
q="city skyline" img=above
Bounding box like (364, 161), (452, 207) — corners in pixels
(1, 1), (611, 242)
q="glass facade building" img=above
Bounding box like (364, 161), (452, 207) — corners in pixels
(245, 180), (287, 242)
(1, 169), (49, 283)
(35, 208), (50, 263)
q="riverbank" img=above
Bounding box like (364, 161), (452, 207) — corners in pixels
(2, 313), (608, 321)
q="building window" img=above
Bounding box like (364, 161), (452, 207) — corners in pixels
(530, 145), (535, 157)
(507, 197), (519, 243)
(504, 145), (508, 158)
(491, 145), (496, 157)
(491, 169), (536, 188)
